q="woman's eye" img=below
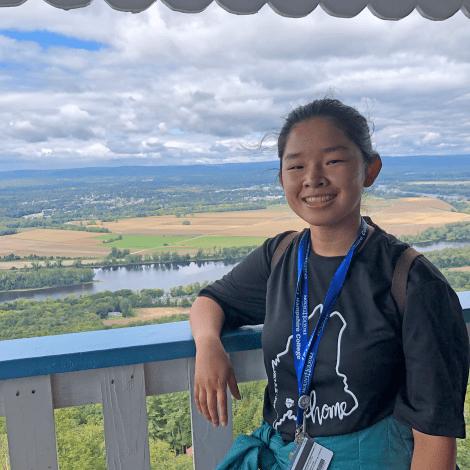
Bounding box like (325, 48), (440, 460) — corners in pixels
(326, 159), (343, 165)
(288, 165), (303, 170)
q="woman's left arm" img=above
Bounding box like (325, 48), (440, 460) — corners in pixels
(411, 428), (456, 470)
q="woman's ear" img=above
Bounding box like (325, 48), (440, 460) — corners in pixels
(278, 170), (284, 189)
(363, 156), (382, 188)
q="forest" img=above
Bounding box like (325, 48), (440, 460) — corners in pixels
(400, 221), (470, 244)
(0, 266), (94, 292)
(0, 282), (215, 340)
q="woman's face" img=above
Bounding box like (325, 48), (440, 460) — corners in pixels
(280, 118), (380, 231)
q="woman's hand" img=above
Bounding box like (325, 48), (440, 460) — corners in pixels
(411, 428), (456, 470)
(194, 335), (241, 427)
(189, 296), (242, 428)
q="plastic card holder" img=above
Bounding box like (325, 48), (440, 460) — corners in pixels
(287, 437), (333, 470)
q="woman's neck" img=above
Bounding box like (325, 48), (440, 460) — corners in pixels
(309, 217), (372, 257)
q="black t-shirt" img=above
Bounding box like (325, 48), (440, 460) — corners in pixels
(199, 226), (469, 442)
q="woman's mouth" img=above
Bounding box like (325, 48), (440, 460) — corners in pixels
(304, 194), (337, 204)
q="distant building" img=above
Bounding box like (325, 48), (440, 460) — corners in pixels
(23, 211), (44, 219)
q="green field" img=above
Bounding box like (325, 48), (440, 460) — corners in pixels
(179, 236), (267, 249)
(93, 235), (267, 251)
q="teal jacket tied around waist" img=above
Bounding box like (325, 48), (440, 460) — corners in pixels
(215, 415), (415, 470)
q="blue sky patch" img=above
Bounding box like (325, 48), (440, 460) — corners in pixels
(170, 129), (186, 135)
(0, 30), (106, 51)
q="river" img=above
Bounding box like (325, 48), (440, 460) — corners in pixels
(0, 260), (238, 303)
(3, 238), (470, 303)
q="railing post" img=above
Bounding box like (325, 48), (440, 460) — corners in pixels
(100, 364), (151, 470)
(3, 375), (59, 470)
(188, 357), (233, 470)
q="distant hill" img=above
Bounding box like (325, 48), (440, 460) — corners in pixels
(0, 162), (278, 183)
(381, 155), (470, 167)
(1, 155), (470, 182)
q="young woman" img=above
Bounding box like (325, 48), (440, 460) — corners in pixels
(190, 99), (469, 470)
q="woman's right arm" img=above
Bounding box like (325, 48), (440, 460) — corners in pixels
(190, 296), (241, 428)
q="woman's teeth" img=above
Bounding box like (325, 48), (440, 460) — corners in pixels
(305, 194), (337, 203)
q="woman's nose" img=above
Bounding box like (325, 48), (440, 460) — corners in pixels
(303, 168), (326, 188)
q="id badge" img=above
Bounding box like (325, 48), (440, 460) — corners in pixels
(287, 437), (333, 470)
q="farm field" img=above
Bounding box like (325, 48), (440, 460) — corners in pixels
(0, 230), (109, 260)
(370, 197), (470, 236)
(100, 210), (295, 235)
(102, 307), (189, 325)
(0, 259), (97, 270)
(94, 234), (268, 251)
(2, 197), (469, 262)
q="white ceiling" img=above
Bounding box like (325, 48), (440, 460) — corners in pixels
(0, 0), (469, 18)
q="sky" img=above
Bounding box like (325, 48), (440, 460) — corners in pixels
(0, 1), (469, 171)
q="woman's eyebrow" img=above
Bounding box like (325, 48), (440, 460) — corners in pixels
(323, 145), (348, 153)
(283, 152), (301, 161)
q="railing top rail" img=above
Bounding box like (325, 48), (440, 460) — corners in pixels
(0, 291), (468, 382)
(0, 321), (262, 381)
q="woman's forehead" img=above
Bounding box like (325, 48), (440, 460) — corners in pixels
(284, 118), (354, 154)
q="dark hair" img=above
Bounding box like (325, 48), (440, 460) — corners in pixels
(278, 99), (380, 171)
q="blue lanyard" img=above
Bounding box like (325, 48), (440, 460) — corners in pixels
(293, 218), (369, 426)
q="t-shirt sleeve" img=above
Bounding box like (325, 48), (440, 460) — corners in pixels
(198, 232), (295, 329)
(393, 256), (469, 438)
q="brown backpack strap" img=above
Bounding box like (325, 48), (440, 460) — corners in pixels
(364, 216), (422, 316)
(391, 247), (423, 316)
(270, 231), (300, 272)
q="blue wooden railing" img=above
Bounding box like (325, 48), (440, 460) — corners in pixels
(0, 292), (468, 470)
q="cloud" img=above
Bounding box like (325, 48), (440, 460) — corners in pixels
(0, 1), (469, 169)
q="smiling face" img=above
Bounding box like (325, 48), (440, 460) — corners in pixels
(280, 118), (380, 232)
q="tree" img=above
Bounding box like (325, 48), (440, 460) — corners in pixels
(232, 381), (266, 438)
(148, 392), (192, 455)
(55, 407), (106, 470)
(120, 298), (132, 317)
(0, 426), (9, 470)
(95, 304), (108, 319)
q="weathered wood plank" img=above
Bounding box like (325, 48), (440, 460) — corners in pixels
(230, 349), (267, 383)
(100, 364), (151, 470)
(188, 357), (233, 470)
(144, 358), (189, 395)
(3, 375), (58, 470)
(51, 368), (102, 409)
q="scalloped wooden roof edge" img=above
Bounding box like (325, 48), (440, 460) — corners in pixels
(0, 0), (469, 19)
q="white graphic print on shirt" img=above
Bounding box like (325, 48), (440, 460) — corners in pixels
(272, 303), (358, 429)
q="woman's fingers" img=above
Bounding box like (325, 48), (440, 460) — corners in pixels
(227, 371), (241, 401)
(197, 387), (213, 423)
(217, 386), (228, 427)
(194, 384), (201, 414)
(207, 388), (221, 427)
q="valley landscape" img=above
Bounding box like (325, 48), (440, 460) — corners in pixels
(1, 159), (470, 469)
